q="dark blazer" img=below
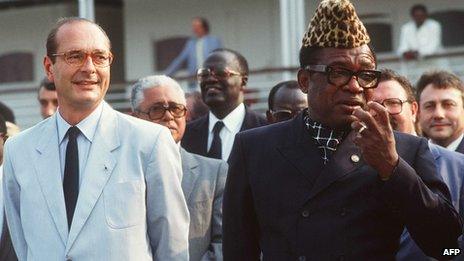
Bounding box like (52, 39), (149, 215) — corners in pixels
(223, 113), (462, 261)
(181, 106), (267, 159)
(0, 213), (17, 261)
(456, 137), (464, 154)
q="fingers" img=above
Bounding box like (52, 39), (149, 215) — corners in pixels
(352, 106), (377, 131)
(366, 101), (390, 128)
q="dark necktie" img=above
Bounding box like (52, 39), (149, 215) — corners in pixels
(64, 126), (80, 229)
(207, 121), (224, 159)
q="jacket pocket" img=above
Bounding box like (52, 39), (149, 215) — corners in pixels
(104, 180), (145, 229)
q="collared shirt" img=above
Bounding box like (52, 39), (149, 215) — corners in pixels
(196, 37), (205, 69)
(208, 103), (246, 161)
(56, 102), (103, 187)
(304, 110), (345, 165)
(0, 165), (3, 232)
(397, 19), (442, 56)
(446, 133), (464, 152)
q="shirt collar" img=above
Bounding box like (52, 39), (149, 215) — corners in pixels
(57, 102), (104, 144)
(446, 133), (464, 151)
(208, 103), (245, 134)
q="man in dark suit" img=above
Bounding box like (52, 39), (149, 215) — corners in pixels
(0, 115), (17, 261)
(266, 80), (307, 124)
(182, 48), (266, 161)
(222, 1), (462, 260)
(371, 69), (464, 260)
(416, 70), (464, 154)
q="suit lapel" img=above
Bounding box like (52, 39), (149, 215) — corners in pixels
(306, 131), (365, 201)
(456, 138), (464, 154)
(65, 103), (119, 252)
(34, 114), (68, 245)
(277, 114), (324, 186)
(180, 149), (200, 203)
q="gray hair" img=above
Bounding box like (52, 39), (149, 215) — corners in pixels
(130, 75), (186, 112)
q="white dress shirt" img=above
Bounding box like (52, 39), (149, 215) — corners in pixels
(208, 103), (245, 161)
(56, 102), (103, 187)
(446, 133), (464, 152)
(397, 19), (442, 56)
(0, 165), (3, 231)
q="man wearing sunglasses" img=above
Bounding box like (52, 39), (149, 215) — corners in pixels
(130, 75), (227, 261)
(223, 1), (461, 260)
(266, 80), (307, 124)
(373, 69), (464, 260)
(2, 18), (189, 260)
(0, 115), (17, 261)
(182, 48), (266, 161)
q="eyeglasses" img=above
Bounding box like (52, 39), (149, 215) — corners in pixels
(51, 50), (114, 68)
(270, 109), (303, 122)
(137, 103), (187, 120)
(305, 65), (381, 89)
(197, 68), (242, 81)
(379, 98), (411, 115)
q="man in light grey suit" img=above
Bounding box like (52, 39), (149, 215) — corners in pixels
(2, 18), (189, 260)
(130, 75), (227, 260)
(372, 69), (464, 260)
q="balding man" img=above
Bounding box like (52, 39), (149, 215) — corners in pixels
(130, 75), (227, 261)
(3, 18), (189, 260)
(266, 80), (307, 123)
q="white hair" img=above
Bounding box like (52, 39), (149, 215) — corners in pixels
(130, 75), (186, 112)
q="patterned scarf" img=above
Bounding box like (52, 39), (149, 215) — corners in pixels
(304, 110), (345, 165)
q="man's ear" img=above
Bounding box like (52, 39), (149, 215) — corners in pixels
(241, 75), (248, 87)
(297, 69), (310, 94)
(411, 101), (419, 123)
(43, 56), (54, 82)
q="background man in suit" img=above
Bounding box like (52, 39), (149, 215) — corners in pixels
(2, 17), (189, 260)
(266, 80), (307, 124)
(372, 69), (464, 260)
(0, 115), (17, 261)
(223, 0), (461, 260)
(38, 77), (58, 119)
(182, 48), (267, 161)
(417, 70), (464, 154)
(130, 75), (227, 261)
(165, 17), (222, 80)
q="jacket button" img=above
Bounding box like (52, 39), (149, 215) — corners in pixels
(298, 256), (306, 261)
(338, 254), (346, 261)
(65, 256), (72, 261)
(301, 210), (310, 218)
(340, 208), (347, 217)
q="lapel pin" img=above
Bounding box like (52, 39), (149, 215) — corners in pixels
(350, 154), (360, 163)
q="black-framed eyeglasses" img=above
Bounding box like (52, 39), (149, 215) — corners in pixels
(51, 50), (114, 68)
(197, 67), (242, 81)
(304, 65), (381, 89)
(137, 102), (187, 120)
(270, 109), (303, 122)
(380, 98), (411, 115)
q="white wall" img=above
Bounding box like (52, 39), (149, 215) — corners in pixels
(124, 0), (281, 81)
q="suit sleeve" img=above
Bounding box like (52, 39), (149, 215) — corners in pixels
(146, 128), (190, 260)
(379, 137), (462, 259)
(2, 140), (27, 261)
(164, 39), (192, 76)
(200, 161), (228, 261)
(223, 134), (261, 261)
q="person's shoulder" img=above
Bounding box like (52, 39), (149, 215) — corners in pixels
(114, 110), (166, 135)
(239, 119), (291, 140)
(181, 149), (227, 177)
(431, 143), (464, 161)
(427, 19), (441, 27)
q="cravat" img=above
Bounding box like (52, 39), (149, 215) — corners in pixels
(207, 121), (224, 159)
(64, 126), (80, 230)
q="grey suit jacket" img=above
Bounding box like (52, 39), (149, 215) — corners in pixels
(3, 102), (189, 260)
(180, 148), (227, 261)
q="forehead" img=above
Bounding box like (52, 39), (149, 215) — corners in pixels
(316, 45), (375, 69)
(420, 84), (463, 104)
(374, 80), (408, 100)
(204, 52), (239, 69)
(55, 21), (110, 52)
(142, 86), (185, 104)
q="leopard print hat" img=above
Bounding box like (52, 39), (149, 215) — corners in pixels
(302, 0), (370, 48)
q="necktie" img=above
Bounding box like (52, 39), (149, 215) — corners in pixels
(207, 121), (224, 159)
(64, 126), (80, 229)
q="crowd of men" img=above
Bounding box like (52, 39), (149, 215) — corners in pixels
(0, 0), (463, 260)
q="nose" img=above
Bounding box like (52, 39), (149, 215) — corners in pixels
(80, 54), (96, 73)
(162, 108), (175, 121)
(432, 105), (446, 119)
(343, 76), (363, 94)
